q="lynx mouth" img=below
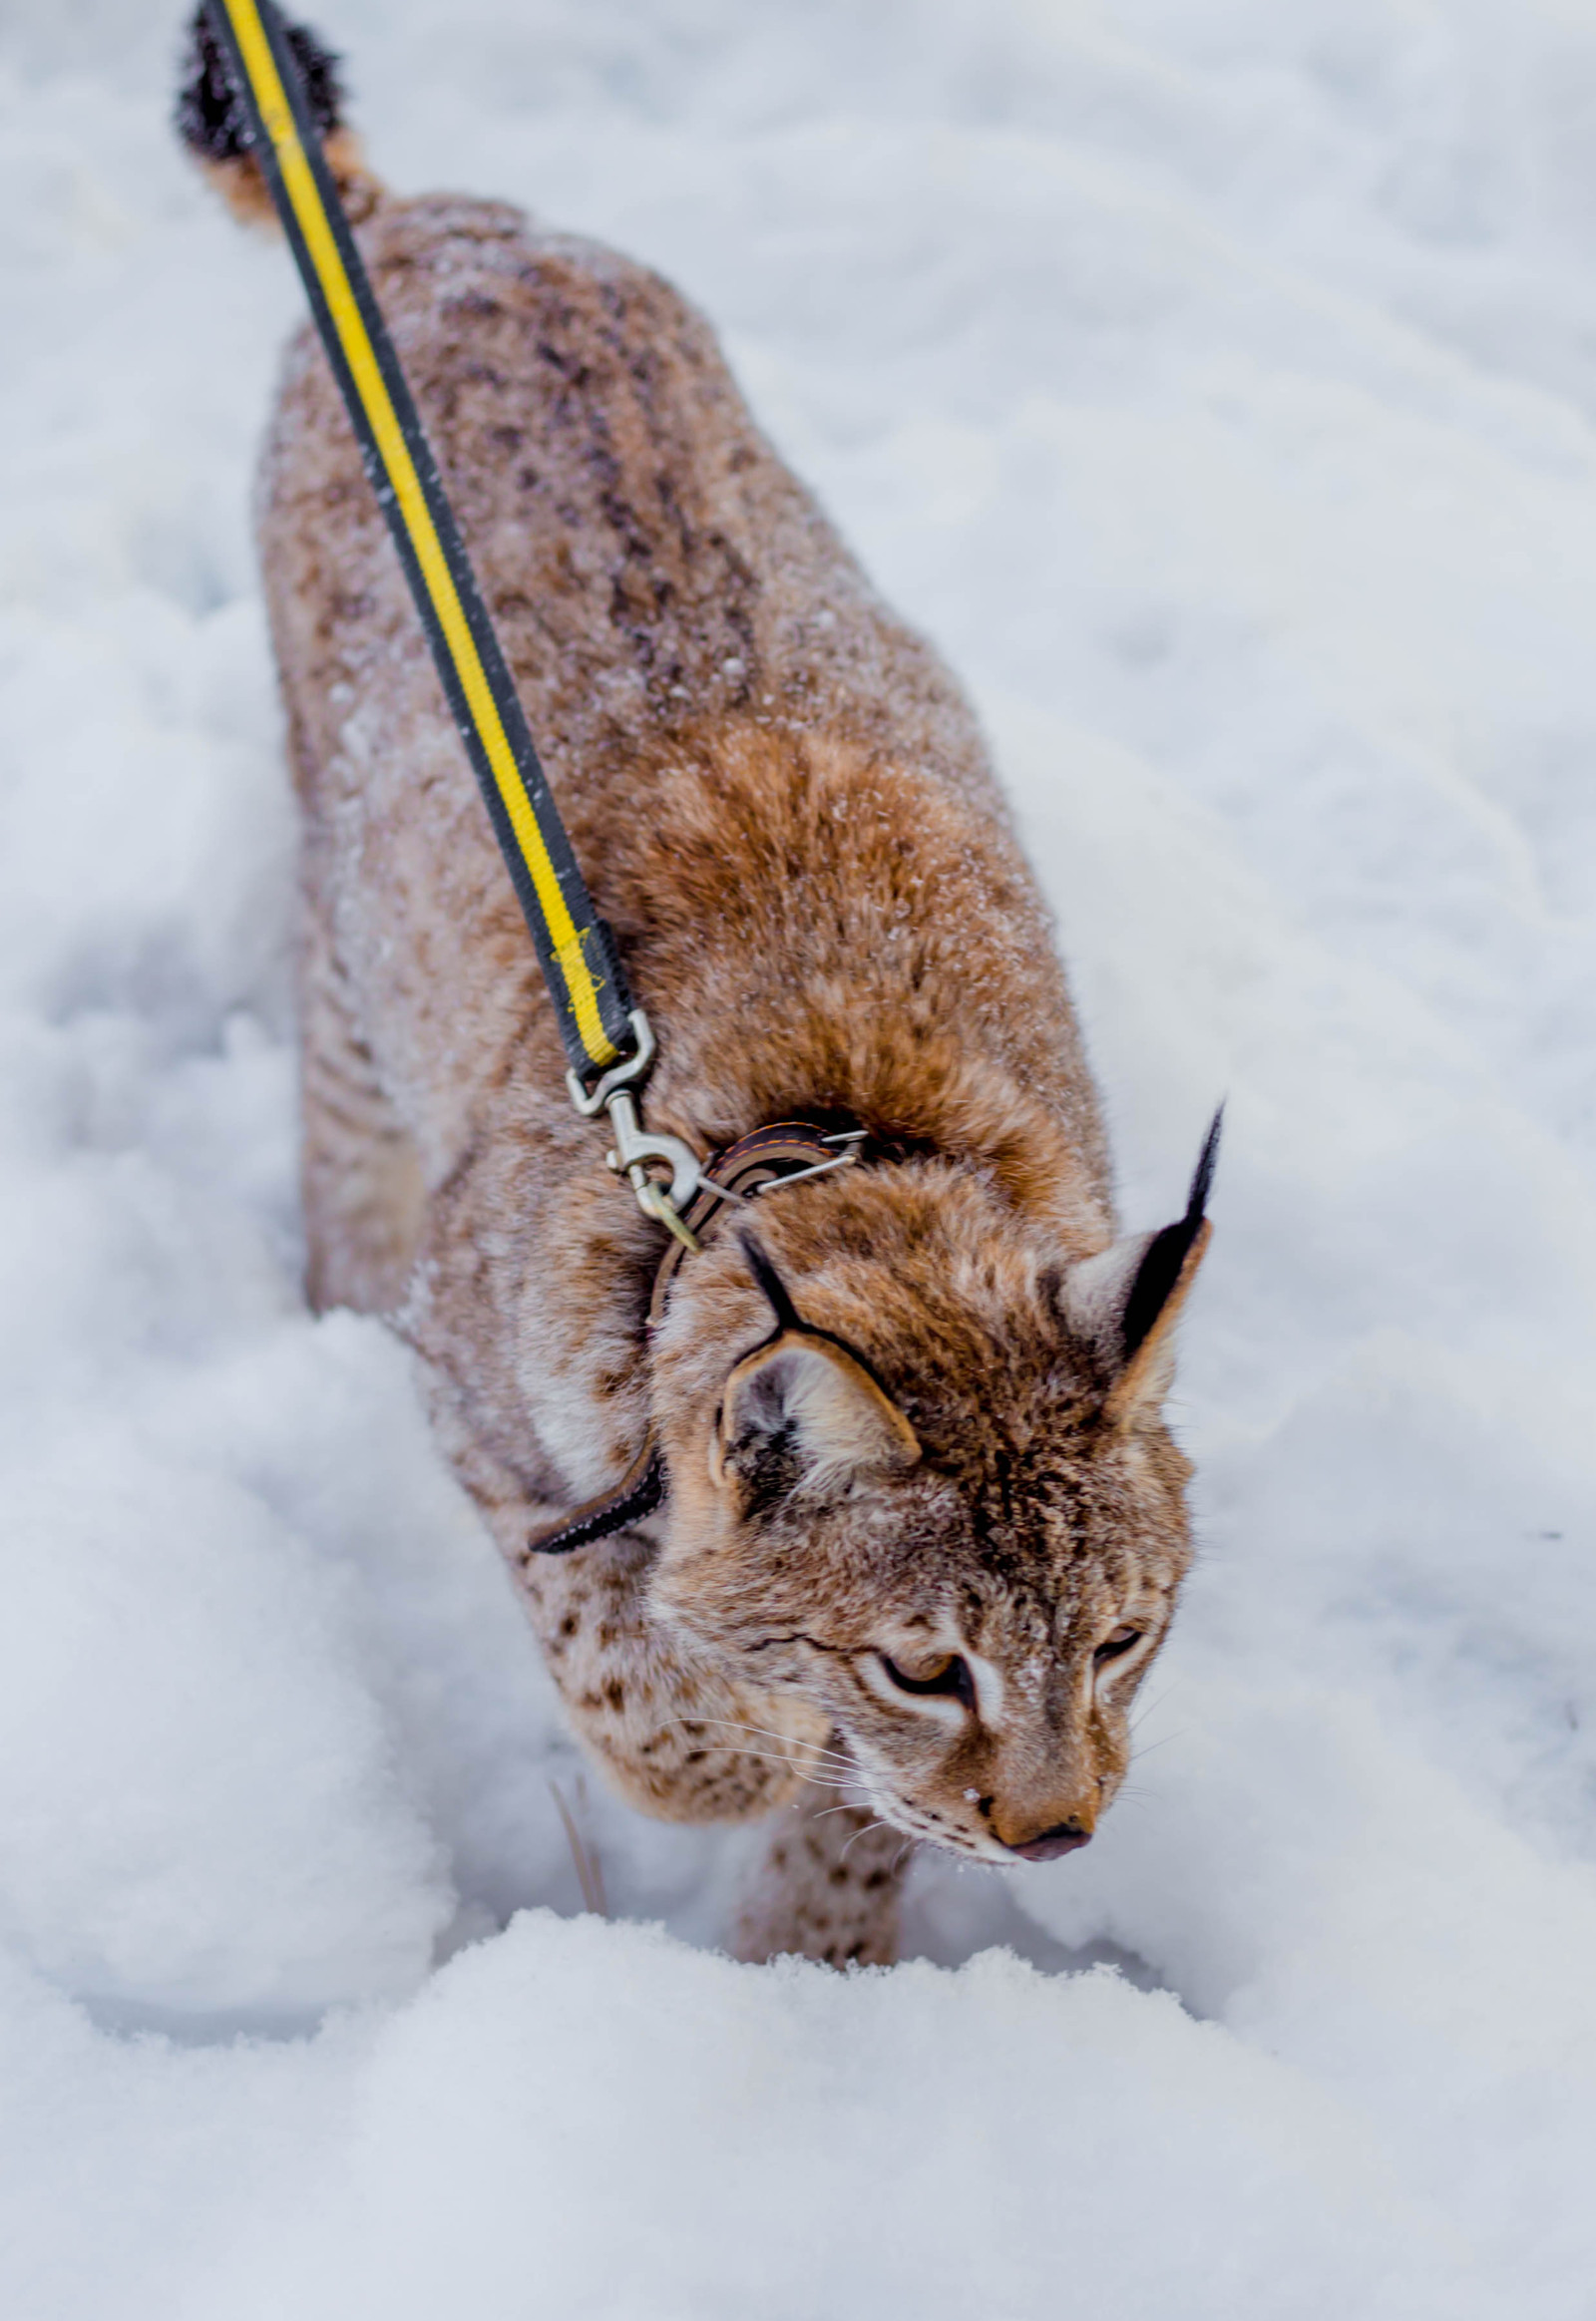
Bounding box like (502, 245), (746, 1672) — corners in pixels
(1003, 1823), (1092, 1863)
(863, 1790), (1016, 1865)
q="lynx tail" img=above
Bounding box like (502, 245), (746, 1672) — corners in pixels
(175, 4), (382, 229)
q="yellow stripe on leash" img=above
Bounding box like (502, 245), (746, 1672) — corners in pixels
(216, 0), (618, 1069)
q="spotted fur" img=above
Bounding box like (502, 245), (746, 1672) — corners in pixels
(192, 83), (1212, 1961)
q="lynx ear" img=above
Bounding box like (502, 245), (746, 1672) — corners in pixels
(1062, 1108), (1221, 1419)
(712, 1234), (921, 1504)
(713, 1334), (921, 1502)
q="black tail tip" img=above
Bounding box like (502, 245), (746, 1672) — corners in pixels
(176, 4), (345, 165)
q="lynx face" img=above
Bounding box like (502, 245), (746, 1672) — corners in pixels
(649, 1152), (1211, 1866)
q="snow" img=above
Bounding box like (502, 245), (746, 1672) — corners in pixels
(4, 0), (1596, 2311)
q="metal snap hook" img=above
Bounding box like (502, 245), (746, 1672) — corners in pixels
(570, 1009), (704, 1245)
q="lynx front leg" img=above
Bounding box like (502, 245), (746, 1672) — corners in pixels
(732, 1777), (914, 1968)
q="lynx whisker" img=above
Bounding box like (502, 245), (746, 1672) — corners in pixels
(839, 1816), (892, 1865)
(1130, 1686), (1178, 1736)
(670, 1718), (859, 1772)
(688, 1748), (858, 1790)
(683, 1757), (859, 1793)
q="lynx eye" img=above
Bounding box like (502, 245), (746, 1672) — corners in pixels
(879, 1651), (975, 1708)
(1094, 1626), (1143, 1665)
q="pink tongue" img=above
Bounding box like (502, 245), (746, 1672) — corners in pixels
(1008, 1826), (1091, 1863)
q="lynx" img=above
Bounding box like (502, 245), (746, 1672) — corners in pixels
(180, 11), (1216, 1967)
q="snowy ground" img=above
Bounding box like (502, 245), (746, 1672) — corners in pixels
(5, 0), (1596, 2312)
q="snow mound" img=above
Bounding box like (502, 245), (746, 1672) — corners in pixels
(3, 1), (1596, 2312)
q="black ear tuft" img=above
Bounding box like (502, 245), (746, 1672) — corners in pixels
(1120, 1105), (1222, 1365)
(177, 4), (345, 166)
(737, 1230), (803, 1338)
(1184, 1102), (1224, 1229)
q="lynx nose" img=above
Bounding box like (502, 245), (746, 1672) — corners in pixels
(1004, 1818), (1093, 1862)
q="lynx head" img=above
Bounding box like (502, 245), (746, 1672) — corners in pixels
(647, 1118), (1218, 1865)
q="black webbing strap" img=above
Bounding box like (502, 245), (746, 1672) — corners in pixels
(205, 0), (636, 1081)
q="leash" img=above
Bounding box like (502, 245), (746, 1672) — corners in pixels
(203, 0), (870, 1546)
(204, 0), (712, 1246)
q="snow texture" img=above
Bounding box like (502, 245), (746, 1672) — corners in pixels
(4, 0), (1596, 2312)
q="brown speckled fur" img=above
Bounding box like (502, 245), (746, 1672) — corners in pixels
(237, 170), (1206, 1967)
